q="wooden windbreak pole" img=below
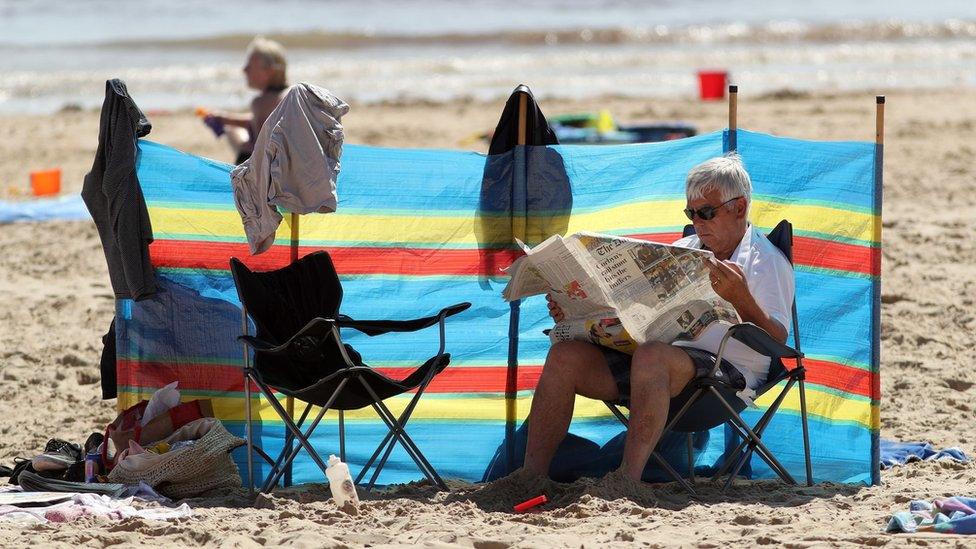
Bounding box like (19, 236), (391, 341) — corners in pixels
(875, 96), (885, 146)
(517, 93), (528, 144)
(870, 94), (885, 486)
(289, 212), (300, 262)
(505, 91), (530, 470)
(284, 211), (299, 487)
(728, 85), (738, 151)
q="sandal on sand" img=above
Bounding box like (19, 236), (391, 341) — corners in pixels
(31, 438), (83, 473)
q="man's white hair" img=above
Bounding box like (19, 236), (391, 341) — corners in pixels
(685, 153), (752, 215)
(246, 36), (288, 86)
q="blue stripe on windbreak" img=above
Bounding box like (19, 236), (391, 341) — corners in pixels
(137, 141), (235, 206)
(737, 130), (876, 211)
(138, 132), (875, 220)
(551, 132), (725, 209)
(137, 140), (490, 212)
(546, 130), (874, 212)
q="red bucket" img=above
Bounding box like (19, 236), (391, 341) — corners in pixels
(697, 71), (728, 101)
(30, 168), (61, 196)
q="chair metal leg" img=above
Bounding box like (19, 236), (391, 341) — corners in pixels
(339, 410), (346, 463)
(254, 381), (340, 487)
(722, 454), (748, 492)
(719, 385), (792, 492)
(605, 402), (630, 426)
(262, 402), (331, 492)
(354, 365), (440, 487)
(245, 371), (254, 494)
(686, 433), (695, 485)
(364, 406), (403, 491)
(261, 380), (349, 492)
(798, 379), (814, 486)
(651, 452), (696, 496)
(364, 365), (447, 490)
(712, 379), (795, 482)
(356, 374), (448, 491)
(711, 387), (796, 485)
(369, 397), (446, 490)
(661, 388), (705, 434)
(263, 402), (313, 491)
(242, 307), (254, 495)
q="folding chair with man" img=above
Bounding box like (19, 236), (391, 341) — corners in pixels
(603, 219), (813, 494)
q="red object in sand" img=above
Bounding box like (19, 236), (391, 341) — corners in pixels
(514, 494), (548, 513)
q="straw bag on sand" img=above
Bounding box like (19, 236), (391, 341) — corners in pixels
(107, 417), (245, 499)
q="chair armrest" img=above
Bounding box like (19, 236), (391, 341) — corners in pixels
(336, 302), (471, 336)
(237, 317), (336, 356)
(725, 322), (802, 360)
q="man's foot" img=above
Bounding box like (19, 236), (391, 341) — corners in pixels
(586, 469), (659, 506)
(466, 468), (555, 512)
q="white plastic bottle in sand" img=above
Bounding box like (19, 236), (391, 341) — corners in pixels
(326, 455), (360, 510)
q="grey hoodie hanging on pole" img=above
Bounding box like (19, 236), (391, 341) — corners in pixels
(230, 82), (349, 255)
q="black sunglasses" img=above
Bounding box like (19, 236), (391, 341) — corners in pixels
(684, 196), (742, 221)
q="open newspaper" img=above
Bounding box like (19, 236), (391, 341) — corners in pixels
(503, 232), (740, 354)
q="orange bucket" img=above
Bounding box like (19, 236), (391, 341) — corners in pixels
(30, 169), (61, 196)
(697, 70), (728, 101)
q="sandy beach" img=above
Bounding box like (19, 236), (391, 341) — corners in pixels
(1, 88), (975, 547)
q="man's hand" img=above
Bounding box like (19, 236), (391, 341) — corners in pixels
(705, 258), (750, 307)
(705, 257), (788, 343)
(546, 292), (565, 323)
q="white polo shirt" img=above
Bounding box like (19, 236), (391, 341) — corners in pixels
(670, 225), (795, 389)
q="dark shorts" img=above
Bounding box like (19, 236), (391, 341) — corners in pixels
(601, 345), (746, 407)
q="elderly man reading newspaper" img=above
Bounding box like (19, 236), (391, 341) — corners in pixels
(512, 154), (795, 485)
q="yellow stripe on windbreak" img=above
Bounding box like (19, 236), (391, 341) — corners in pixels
(118, 384), (874, 429)
(754, 385), (876, 429)
(563, 200), (877, 244)
(148, 200), (878, 247)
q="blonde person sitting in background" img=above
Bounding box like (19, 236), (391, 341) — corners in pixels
(203, 37), (289, 164)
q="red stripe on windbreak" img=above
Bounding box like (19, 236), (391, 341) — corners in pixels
(149, 240), (522, 276)
(119, 358), (871, 399)
(118, 361), (541, 394)
(150, 232), (876, 277)
(628, 232), (875, 275)
(783, 358), (873, 398)
(793, 236), (876, 276)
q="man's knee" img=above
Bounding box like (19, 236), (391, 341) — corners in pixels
(542, 341), (592, 381)
(630, 342), (671, 386)
(545, 341), (594, 369)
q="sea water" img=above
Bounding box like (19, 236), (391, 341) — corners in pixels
(0, 0), (974, 113)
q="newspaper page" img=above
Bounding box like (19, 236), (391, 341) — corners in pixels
(503, 232), (740, 353)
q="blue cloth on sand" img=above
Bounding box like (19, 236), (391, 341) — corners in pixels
(879, 440), (968, 469)
(0, 195), (90, 223)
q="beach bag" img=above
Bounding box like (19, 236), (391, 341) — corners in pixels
(106, 417), (245, 499)
(103, 399), (214, 471)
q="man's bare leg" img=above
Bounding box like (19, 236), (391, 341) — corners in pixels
(523, 341), (620, 477)
(619, 342), (696, 480)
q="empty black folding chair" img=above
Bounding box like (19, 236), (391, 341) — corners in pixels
(604, 219), (812, 494)
(230, 250), (471, 493)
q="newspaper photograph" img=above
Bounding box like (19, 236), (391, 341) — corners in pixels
(503, 232), (740, 354)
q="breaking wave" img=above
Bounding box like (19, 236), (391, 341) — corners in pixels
(93, 19), (976, 51)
